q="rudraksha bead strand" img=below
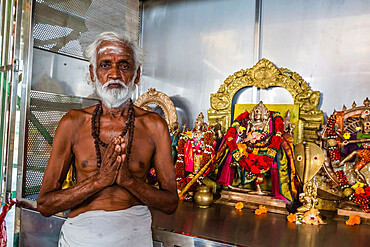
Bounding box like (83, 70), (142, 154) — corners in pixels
(91, 99), (135, 168)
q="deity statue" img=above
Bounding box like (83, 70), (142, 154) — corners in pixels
(283, 110), (296, 139)
(216, 101), (299, 201)
(210, 122), (224, 152)
(297, 181), (318, 213)
(338, 113), (370, 185)
(323, 100), (370, 213)
(175, 113), (216, 198)
(294, 142), (325, 224)
(169, 122), (180, 165)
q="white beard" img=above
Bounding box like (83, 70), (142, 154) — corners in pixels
(93, 73), (136, 109)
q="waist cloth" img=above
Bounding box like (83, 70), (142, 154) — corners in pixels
(58, 205), (153, 247)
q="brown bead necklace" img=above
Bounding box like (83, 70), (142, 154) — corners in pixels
(91, 99), (135, 168)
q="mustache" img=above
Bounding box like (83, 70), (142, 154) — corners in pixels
(102, 79), (127, 89)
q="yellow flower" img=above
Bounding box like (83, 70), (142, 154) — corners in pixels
(235, 202), (244, 210)
(239, 126), (246, 131)
(287, 213), (296, 223)
(343, 132), (351, 140)
(351, 181), (365, 189)
(186, 131), (192, 137)
(237, 143), (245, 152)
(255, 209), (262, 215)
(237, 143), (249, 157)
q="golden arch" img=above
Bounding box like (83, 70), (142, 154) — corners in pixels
(134, 88), (178, 128)
(207, 58), (323, 143)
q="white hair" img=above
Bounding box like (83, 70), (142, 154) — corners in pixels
(85, 31), (143, 78)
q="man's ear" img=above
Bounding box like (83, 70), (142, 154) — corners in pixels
(134, 67), (141, 85)
(89, 64), (95, 82)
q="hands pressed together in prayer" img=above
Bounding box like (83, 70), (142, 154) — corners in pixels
(97, 136), (134, 188)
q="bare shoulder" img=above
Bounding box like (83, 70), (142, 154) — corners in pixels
(56, 105), (96, 132)
(134, 106), (169, 133)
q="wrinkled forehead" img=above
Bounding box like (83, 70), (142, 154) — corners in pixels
(96, 41), (134, 58)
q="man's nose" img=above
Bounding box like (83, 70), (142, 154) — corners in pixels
(109, 64), (121, 80)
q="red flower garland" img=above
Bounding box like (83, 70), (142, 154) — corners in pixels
(200, 127), (214, 171)
(175, 136), (186, 179)
(336, 170), (370, 213)
(325, 114), (341, 163)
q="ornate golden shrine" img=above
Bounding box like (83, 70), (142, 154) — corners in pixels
(134, 88), (178, 128)
(207, 58), (323, 143)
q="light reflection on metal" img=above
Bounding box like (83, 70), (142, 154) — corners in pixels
(15, 0), (35, 238)
(141, 0), (256, 129)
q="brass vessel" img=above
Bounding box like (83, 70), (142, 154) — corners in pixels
(194, 185), (213, 208)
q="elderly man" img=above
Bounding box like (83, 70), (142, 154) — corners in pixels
(37, 32), (179, 246)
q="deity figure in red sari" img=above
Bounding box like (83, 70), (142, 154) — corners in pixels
(216, 102), (299, 201)
(175, 113), (216, 197)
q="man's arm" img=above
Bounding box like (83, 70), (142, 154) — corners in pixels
(37, 111), (121, 217)
(116, 115), (179, 214)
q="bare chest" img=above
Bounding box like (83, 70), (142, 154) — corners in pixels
(72, 118), (155, 179)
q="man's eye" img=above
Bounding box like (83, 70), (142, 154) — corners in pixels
(120, 64), (129, 69)
(100, 63), (109, 68)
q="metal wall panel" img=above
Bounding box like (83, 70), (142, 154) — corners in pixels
(19, 208), (65, 247)
(261, 0), (370, 117)
(31, 48), (94, 97)
(141, 0), (256, 128)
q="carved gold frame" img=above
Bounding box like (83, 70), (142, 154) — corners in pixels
(207, 58), (323, 143)
(134, 88), (178, 128)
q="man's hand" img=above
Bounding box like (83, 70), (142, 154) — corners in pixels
(96, 137), (123, 187)
(115, 136), (135, 188)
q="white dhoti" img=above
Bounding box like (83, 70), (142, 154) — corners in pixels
(58, 205), (153, 247)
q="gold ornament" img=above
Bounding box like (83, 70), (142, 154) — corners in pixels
(327, 139), (337, 147)
(194, 185), (213, 208)
(266, 148), (277, 158)
(134, 88), (177, 129)
(342, 188), (354, 197)
(208, 58), (323, 143)
(232, 150), (242, 161)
